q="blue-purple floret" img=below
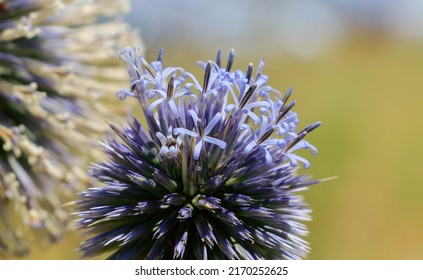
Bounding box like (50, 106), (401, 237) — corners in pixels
(76, 48), (321, 259)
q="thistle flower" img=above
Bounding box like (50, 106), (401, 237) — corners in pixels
(76, 48), (321, 260)
(0, 0), (141, 257)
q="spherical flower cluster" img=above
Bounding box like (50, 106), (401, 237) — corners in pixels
(0, 0), (141, 257)
(76, 48), (320, 259)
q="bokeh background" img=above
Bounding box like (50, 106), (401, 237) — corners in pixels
(27, 0), (423, 259)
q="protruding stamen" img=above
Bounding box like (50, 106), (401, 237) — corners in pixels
(256, 59), (265, 79)
(215, 50), (222, 67)
(246, 63), (254, 84)
(284, 131), (307, 152)
(203, 61), (212, 93)
(226, 49), (235, 72)
(298, 121), (321, 135)
(95, 112), (126, 141)
(141, 57), (157, 78)
(239, 84), (257, 109)
(257, 127), (276, 144)
(167, 76), (175, 99)
(157, 48), (164, 62)
(282, 87), (293, 106)
(276, 100), (296, 123)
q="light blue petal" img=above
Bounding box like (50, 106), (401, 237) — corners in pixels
(168, 100), (180, 118)
(147, 98), (165, 115)
(193, 140), (203, 160)
(204, 112), (222, 135)
(173, 127), (198, 137)
(203, 136), (227, 149)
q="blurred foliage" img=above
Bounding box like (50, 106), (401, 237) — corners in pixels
(21, 37), (423, 260)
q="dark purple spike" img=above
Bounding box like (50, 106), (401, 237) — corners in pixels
(298, 121), (321, 135)
(282, 86), (293, 106)
(192, 194), (221, 210)
(167, 76), (174, 99)
(232, 225), (253, 241)
(162, 193), (186, 206)
(202, 61), (212, 93)
(177, 204), (194, 220)
(239, 84), (257, 109)
(152, 170), (178, 193)
(127, 172), (167, 197)
(284, 131), (308, 152)
(214, 230), (239, 260)
(223, 194), (253, 207)
(226, 49), (235, 72)
(257, 127), (276, 144)
(238, 206), (274, 219)
(120, 223), (157, 246)
(173, 229), (189, 259)
(96, 113), (129, 143)
(192, 233), (207, 260)
(135, 201), (169, 214)
(199, 174), (224, 195)
(216, 50), (222, 67)
(146, 238), (167, 259)
(153, 212), (178, 239)
(213, 208), (242, 226)
(246, 63), (254, 84)
(194, 216), (216, 248)
(276, 100), (296, 123)
(157, 48), (164, 62)
(234, 243), (257, 260)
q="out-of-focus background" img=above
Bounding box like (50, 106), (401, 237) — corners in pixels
(28, 0), (423, 259)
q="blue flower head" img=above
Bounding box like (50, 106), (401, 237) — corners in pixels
(76, 48), (321, 259)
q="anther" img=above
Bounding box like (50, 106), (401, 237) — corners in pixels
(257, 127), (276, 144)
(216, 50), (222, 67)
(203, 61), (212, 93)
(141, 57), (157, 78)
(275, 100), (296, 123)
(239, 84), (257, 109)
(226, 49), (235, 72)
(284, 131), (307, 152)
(157, 48), (164, 62)
(282, 87), (293, 106)
(298, 121), (321, 135)
(246, 63), (254, 84)
(167, 76), (175, 99)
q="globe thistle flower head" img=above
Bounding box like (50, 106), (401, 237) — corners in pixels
(76, 48), (321, 260)
(0, 0), (141, 257)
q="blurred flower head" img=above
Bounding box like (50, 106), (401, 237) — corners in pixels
(0, 0), (142, 257)
(76, 48), (320, 259)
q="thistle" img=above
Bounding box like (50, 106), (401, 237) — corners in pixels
(0, 0), (141, 257)
(76, 48), (321, 260)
